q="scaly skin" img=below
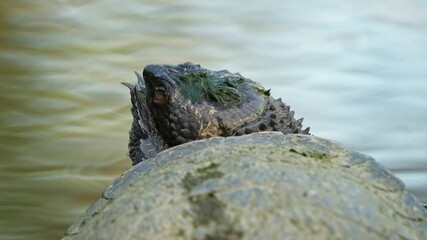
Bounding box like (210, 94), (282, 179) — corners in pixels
(123, 62), (310, 165)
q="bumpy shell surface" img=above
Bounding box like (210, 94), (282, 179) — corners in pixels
(63, 133), (427, 240)
(124, 62), (309, 165)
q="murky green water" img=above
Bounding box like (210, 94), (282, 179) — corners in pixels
(1, 1), (426, 239)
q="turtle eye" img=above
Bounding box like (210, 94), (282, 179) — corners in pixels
(153, 86), (167, 106)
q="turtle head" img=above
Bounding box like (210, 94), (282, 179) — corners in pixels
(125, 62), (308, 164)
(141, 62), (249, 146)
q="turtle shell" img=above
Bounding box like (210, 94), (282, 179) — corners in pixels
(63, 133), (427, 239)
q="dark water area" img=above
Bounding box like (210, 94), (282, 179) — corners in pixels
(0, 1), (426, 239)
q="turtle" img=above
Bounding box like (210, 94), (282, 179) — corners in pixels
(122, 62), (310, 165)
(62, 132), (427, 240)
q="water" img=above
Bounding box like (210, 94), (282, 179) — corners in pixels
(0, 1), (426, 239)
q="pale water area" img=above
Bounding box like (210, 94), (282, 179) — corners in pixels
(0, 1), (426, 239)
